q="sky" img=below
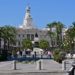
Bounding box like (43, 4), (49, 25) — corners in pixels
(0, 0), (75, 28)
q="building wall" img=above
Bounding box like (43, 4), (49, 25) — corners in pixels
(16, 28), (52, 47)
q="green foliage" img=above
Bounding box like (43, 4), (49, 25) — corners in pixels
(39, 39), (49, 50)
(47, 21), (75, 53)
(64, 22), (75, 52)
(53, 49), (65, 63)
(47, 21), (64, 48)
(22, 39), (32, 49)
(0, 25), (16, 50)
(3, 25), (17, 44)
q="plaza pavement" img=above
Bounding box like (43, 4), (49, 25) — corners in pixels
(0, 59), (73, 75)
(0, 59), (62, 71)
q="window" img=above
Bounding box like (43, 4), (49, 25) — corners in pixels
(18, 34), (20, 37)
(18, 41), (20, 46)
(23, 34), (24, 37)
(31, 34), (34, 41)
(27, 34), (30, 40)
(35, 33), (38, 37)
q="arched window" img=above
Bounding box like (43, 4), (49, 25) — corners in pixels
(35, 33), (38, 37)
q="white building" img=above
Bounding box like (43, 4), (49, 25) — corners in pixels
(16, 6), (52, 48)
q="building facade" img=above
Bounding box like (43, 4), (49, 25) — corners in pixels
(16, 6), (52, 48)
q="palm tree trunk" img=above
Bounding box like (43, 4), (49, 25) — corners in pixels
(0, 38), (1, 48)
(50, 27), (53, 47)
(4, 39), (7, 50)
(8, 40), (10, 50)
(0, 32), (1, 48)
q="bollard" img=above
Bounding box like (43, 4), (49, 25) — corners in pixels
(62, 60), (66, 70)
(36, 60), (42, 70)
(13, 60), (16, 70)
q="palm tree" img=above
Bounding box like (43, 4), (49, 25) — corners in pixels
(6, 26), (16, 50)
(47, 21), (64, 48)
(0, 27), (5, 49)
(47, 22), (56, 47)
(0, 27), (2, 48)
(2, 25), (16, 50)
(55, 22), (64, 48)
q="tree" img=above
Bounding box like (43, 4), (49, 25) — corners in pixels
(61, 38), (71, 52)
(47, 22), (56, 47)
(64, 22), (75, 52)
(53, 49), (65, 63)
(0, 26), (16, 60)
(39, 39), (49, 50)
(0, 27), (4, 48)
(0, 26), (16, 50)
(5, 26), (16, 50)
(22, 39), (32, 50)
(54, 22), (64, 48)
(47, 21), (64, 48)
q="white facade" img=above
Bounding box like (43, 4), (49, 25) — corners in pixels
(16, 28), (51, 47)
(16, 6), (52, 47)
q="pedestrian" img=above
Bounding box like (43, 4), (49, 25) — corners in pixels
(48, 51), (51, 58)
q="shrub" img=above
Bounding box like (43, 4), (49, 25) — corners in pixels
(0, 54), (7, 61)
(53, 49), (65, 63)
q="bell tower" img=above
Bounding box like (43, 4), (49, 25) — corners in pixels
(22, 5), (34, 29)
